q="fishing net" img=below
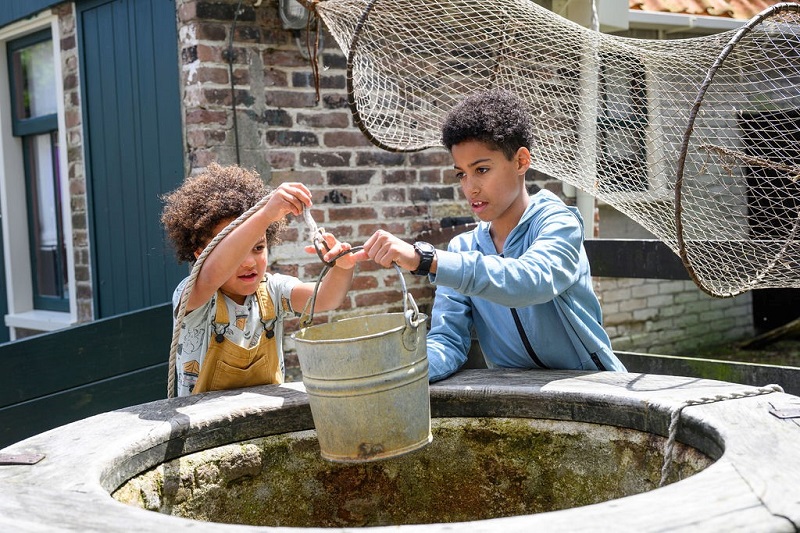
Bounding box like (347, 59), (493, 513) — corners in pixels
(305, 0), (800, 297)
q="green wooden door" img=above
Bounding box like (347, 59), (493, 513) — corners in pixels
(78, 0), (185, 318)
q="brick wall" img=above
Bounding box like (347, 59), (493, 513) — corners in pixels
(177, 0), (473, 328)
(56, 3), (93, 323)
(595, 277), (753, 355)
(174, 0), (754, 355)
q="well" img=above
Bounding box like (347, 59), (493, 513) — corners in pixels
(112, 418), (709, 527)
(1, 370), (800, 532)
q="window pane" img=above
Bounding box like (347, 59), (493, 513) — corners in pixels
(11, 39), (57, 120)
(26, 132), (67, 302)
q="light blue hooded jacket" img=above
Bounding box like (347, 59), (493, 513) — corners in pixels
(427, 189), (626, 382)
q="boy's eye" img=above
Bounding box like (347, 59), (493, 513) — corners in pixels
(254, 244), (266, 252)
(455, 172), (465, 180)
(476, 167), (489, 175)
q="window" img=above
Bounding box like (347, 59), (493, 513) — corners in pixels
(597, 55), (648, 192)
(7, 29), (68, 312)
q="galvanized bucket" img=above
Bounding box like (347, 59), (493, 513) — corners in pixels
(292, 266), (432, 462)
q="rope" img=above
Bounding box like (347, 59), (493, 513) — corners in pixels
(166, 201), (357, 398)
(658, 383), (784, 487)
(167, 194), (274, 398)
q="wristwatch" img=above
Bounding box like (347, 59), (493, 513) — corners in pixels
(411, 241), (436, 276)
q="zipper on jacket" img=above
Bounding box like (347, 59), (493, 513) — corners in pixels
(510, 308), (549, 369)
(590, 352), (607, 371)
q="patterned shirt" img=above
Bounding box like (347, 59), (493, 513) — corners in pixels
(171, 273), (301, 396)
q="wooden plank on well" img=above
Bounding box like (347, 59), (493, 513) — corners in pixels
(0, 364), (166, 448)
(0, 303), (172, 408)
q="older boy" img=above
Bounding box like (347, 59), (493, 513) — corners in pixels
(355, 89), (626, 381)
(162, 163), (357, 395)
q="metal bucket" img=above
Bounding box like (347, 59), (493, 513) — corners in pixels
(292, 266), (432, 462)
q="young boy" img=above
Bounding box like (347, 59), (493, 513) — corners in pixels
(161, 163), (357, 396)
(355, 89), (626, 381)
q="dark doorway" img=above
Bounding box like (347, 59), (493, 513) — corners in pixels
(739, 107), (800, 333)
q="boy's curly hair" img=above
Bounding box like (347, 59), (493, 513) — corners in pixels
(441, 88), (535, 160)
(161, 163), (285, 263)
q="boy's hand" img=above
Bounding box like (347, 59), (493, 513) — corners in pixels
(352, 230), (420, 272)
(304, 232), (358, 270)
(265, 182), (312, 220)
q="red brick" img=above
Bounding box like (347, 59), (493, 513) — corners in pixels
(195, 22), (227, 41)
(185, 108), (228, 125)
(351, 275), (379, 290)
(382, 169), (416, 184)
(65, 109), (81, 128)
(299, 151), (351, 168)
(355, 290), (406, 308)
(356, 151), (405, 166)
(265, 90), (318, 108)
(410, 150), (451, 166)
(267, 150), (296, 169)
(60, 35), (75, 52)
(188, 148), (218, 168)
(263, 49), (311, 68)
(265, 68), (288, 87)
(370, 188), (406, 202)
(329, 169), (373, 186)
(328, 206), (377, 221)
(323, 131), (371, 147)
(269, 170), (324, 185)
(318, 224), (353, 239)
(441, 168), (460, 185)
(296, 112), (350, 128)
(357, 223), (406, 237)
(270, 263), (299, 277)
(196, 43), (223, 62)
(383, 205), (429, 218)
(410, 220), (436, 235)
(267, 130), (318, 147)
(351, 261), (379, 274)
(196, 66), (229, 84)
(409, 186), (455, 202)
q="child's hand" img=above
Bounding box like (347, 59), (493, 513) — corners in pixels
(351, 230), (418, 272)
(304, 232), (360, 270)
(264, 182), (312, 220)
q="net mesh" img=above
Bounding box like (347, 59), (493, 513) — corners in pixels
(309, 0), (800, 297)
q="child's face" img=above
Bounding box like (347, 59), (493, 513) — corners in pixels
(451, 139), (530, 226)
(209, 218), (269, 303)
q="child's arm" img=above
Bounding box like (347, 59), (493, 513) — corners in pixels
(351, 229), (434, 274)
(355, 208), (584, 308)
(185, 182), (312, 311)
(291, 232), (358, 313)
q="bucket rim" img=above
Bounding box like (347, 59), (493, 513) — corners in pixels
(291, 312), (427, 345)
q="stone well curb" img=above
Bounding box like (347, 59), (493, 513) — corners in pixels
(1, 369), (799, 532)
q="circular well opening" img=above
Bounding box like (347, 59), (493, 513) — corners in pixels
(113, 416), (712, 527)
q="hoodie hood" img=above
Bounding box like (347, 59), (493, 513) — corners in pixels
(474, 190), (585, 254)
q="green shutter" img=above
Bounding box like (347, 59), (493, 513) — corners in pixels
(78, 0), (185, 318)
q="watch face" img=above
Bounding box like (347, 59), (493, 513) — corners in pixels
(412, 241), (435, 275)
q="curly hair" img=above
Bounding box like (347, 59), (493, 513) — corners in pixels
(161, 163), (285, 263)
(441, 88), (535, 160)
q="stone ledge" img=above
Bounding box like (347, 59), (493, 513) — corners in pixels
(1, 370), (798, 532)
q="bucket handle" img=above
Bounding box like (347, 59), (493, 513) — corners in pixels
(300, 263), (424, 333)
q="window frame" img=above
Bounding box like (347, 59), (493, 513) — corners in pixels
(8, 28), (69, 312)
(596, 53), (649, 194)
(0, 12), (75, 336)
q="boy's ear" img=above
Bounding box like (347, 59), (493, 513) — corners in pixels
(516, 147), (531, 174)
(194, 248), (202, 260)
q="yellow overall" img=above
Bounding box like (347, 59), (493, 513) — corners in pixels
(192, 284), (283, 394)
